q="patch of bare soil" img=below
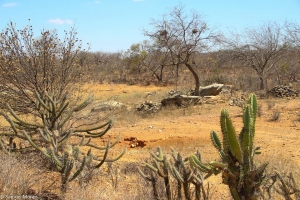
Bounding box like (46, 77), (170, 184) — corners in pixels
(1, 83), (299, 198)
(85, 83), (300, 166)
(80, 83), (300, 197)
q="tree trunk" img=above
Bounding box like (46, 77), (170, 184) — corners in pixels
(259, 76), (265, 90)
(185, 62), (200, 96)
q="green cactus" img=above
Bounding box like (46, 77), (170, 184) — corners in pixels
(168, 149), (209, 200)
(139, 147), (211, 200)
(0, 90), (125, 193)
(190, 93), (268, 200)
(137, 167), (159, 200)
(141, 147), (171, 200)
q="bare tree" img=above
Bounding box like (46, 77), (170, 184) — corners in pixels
(144, 5), (220, 96)
(286, 21), (300, 47)
(0, 21), (87, 114)
(225, 22), (289, 90)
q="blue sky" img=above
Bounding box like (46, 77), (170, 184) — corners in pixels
(1, 0), (300, 52)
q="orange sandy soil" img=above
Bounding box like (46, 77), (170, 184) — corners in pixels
(1, 83), (300, 198)
(81, 83), (300, 198)
(84, 83), (300, 164)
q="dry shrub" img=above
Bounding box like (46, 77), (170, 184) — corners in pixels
(0, 153), (40, 196)
(267, 100), (276, 110)
(270, 110), (281, 121)
(257, 152), (300, 199)
(257, 103), (263, 117)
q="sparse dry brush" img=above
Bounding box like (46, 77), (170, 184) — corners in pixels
(0, 22), (125, 198)
(0, 5), (300, 199)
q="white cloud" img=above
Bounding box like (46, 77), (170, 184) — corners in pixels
(2, 2), (18, 7)
(48, 18), (73, 25)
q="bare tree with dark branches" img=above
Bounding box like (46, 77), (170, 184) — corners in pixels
(144, 5), (220, 96)
(225, 22), (289, 90)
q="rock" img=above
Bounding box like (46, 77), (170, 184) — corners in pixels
(161, 95), (201, 107)
(267, 85), (299, 98)
(136, 101), (162, 113)
(229, 96), (246, 107)
(92, 101), (125, 112)
(199, 83), (224, 96)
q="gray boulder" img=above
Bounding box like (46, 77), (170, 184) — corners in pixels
(92, 101), (125, 112)
(199, 84), (224, 96)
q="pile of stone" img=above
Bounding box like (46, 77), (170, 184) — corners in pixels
(136, 101), (162, 113)
(268, 85), (299, 98)
(229, 96), (246, 107)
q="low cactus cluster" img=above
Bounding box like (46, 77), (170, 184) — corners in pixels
(138, 147), (209, 200)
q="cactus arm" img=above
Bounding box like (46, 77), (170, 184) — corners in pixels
(21, 130), (43, 152)
(58, 130), (73, 146)
(221, 109), (243, 164)
(144, 162), (159, 173)
(37, 128), (51, 143)
(54, 101), (69, 121)
(94, 141), (110, 168)
(73, 95), (94, 112)
(73, 119), (113, 133)
(150, 147), (164, 162)
(49, 147), (63, 170)
(248, 94), (257, 121)
(58, 112), (73, 129)
(137, 166), (154, 182)
(85, 134), (121, 150)
(240, 106), (252, 172)
(209, 161), (227, 170)
(0, 110), (19, 134)
(210, 131), (222, 151)
(229, 186), (241, 200)
(34, 91), (51, 112)
(104, 147), (126, 162)
(106, 134), (121, 149)
(189, 155), (214, 173)
(155, 160), (166, 177)
(211, 131), (228, 161)
(69, 156), (86, 182)
(7, 104), (44, 128)
(250, 162), (269, 180)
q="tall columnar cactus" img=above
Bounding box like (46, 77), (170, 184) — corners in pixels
(190, 94), (268, 200)
(0, 90), (126, 193)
